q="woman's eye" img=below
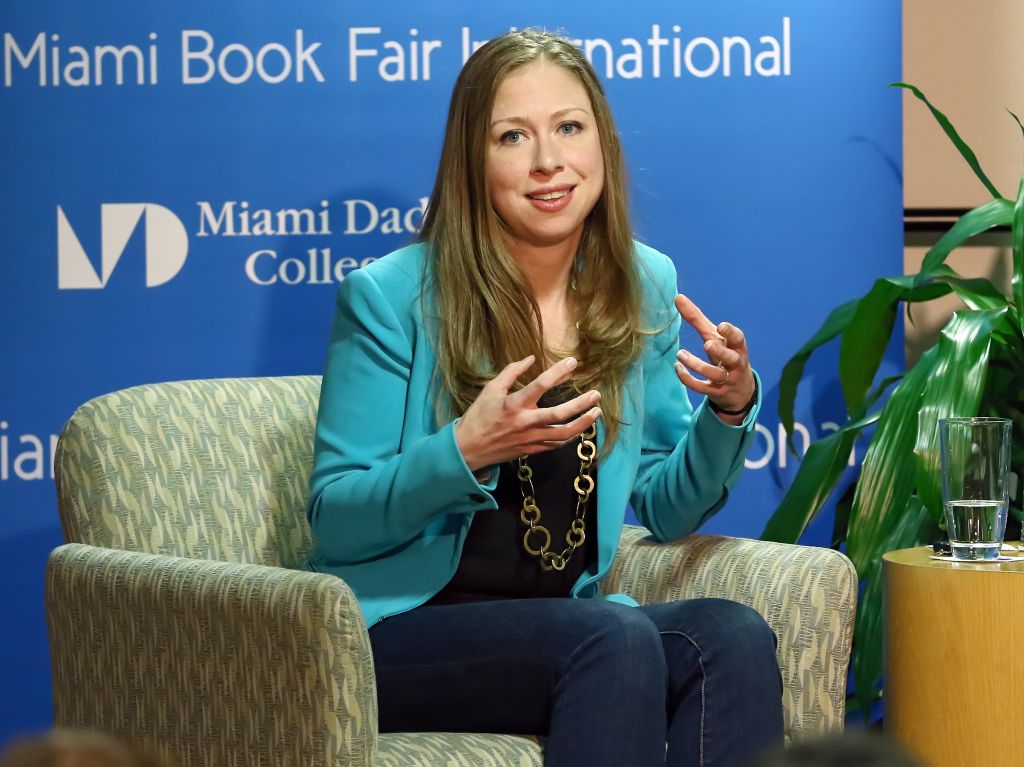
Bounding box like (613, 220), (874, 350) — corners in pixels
(559, 122), (582, 136)
(500, 130), (525, 145)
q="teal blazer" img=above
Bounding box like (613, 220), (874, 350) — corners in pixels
(307, 241), (760, 627)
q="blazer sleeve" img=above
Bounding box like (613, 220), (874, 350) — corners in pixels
(629, 251), (762, 542)
(307, 266), (497, 564)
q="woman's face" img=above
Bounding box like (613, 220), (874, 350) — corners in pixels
(486, 60), (605, 256)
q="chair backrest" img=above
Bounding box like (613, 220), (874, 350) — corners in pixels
(55, 376), (321, 569)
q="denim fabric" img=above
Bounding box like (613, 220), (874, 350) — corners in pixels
(369, 597), (784, 766)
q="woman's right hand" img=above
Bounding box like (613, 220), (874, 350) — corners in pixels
(454, 355), (602, 472)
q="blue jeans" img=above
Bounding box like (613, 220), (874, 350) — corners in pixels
(369, 597), (784, 766)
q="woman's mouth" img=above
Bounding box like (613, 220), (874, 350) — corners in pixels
(527, 186), (575, 211)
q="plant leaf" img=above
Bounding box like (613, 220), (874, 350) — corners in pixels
(893, 83), (1003, 199)
(831, 481), (857, 549)
(1013, 177), (1024, 335)
(760, 410), (879, 543)
(838, 274), (960, 416)
(780, 273), (947, 454)
(862, 373), (905, 414)
(839, 280), (905, 414)
(1009, 109), (1024, 145)
(984, 352), (1024, 409)
(913, 308), (1010, 519)
(779, 258), (1007, 457)
(852, 495), (930, 717)
(918, 199), (1014, 279)
(762, 373), (900, 545)
(778, 299), (859, 450)
(845, 348), (939, 574)
(930, 264), (1010, 311)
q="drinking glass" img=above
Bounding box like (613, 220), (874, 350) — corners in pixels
(940, 417), (1012, 560)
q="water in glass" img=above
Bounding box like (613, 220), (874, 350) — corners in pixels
(944, 499), (1008, 560)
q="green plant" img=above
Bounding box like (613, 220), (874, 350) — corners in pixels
(760, 83), (1024, 715)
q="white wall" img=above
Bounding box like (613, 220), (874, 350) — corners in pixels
(904, 0), (1024, 209)
(903, 0), (1024, 360)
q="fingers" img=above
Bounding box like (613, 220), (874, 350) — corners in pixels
(675, 294), (725, 342)
(716, 321), (748, 354)
(460, 355), (600, 470)
(671, 356), (737, 397)
(528, 389), (601, 427)
(509, 356), (578, 408)
(677, 349), (729, 386)
(701, 339), (741, 369)
(675, 346), (756, 413)
(672, 293), (750, 393)
(521, 405), (602, 449)
(488, 354), (537, 394)
(673, 360), (710, 393)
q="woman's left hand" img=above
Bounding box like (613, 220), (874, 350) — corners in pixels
(673, 294), (756, 422)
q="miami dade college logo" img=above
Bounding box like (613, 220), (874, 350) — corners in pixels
(57, 203), (189, 289)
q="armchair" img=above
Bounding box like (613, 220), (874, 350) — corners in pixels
(50, 376), (856, 766)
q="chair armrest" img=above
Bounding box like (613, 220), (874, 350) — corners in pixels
(46, 543), (377, 767)
(603, 525), (857, 739)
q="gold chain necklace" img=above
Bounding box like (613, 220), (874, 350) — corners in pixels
(516, 423), (597, 571)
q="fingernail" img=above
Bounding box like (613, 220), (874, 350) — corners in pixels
(592, 407), (602, 419)
(674, 362), (684, 372)
(564, 357), (577, 369)
(704, 339), (714, 350)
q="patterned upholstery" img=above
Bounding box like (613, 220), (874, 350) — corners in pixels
(50, 376), (856, 766)
(377, 734), (542, 767)
(47, 545), (377, 767)
(55, 376), (318, 568)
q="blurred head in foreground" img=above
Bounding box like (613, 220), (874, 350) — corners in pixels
(0, 730), (170, 767)
(751, 731), (921, 767)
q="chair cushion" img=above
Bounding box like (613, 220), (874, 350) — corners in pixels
(376, 733), (543, 767)
(56, 376), (320, 568)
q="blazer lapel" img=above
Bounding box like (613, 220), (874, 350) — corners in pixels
(595, 367), (642, 574)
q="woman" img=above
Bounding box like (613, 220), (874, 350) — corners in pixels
(307, 29), (783, 767)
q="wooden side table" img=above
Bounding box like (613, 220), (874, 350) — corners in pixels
(884, 547), (1024, 766)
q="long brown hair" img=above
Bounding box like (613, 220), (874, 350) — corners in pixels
(419, 29), (644, 449)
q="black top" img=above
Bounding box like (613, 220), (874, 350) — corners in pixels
(428, 387), (598, 604)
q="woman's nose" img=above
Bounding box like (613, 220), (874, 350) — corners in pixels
(532, 135), (564, 175)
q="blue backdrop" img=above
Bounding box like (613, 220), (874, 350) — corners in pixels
(0, 0), (902, 744)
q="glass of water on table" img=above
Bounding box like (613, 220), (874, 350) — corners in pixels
(939, 417), (1012, 561)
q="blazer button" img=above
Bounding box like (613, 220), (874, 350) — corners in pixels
(469, 493), (486, 504)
